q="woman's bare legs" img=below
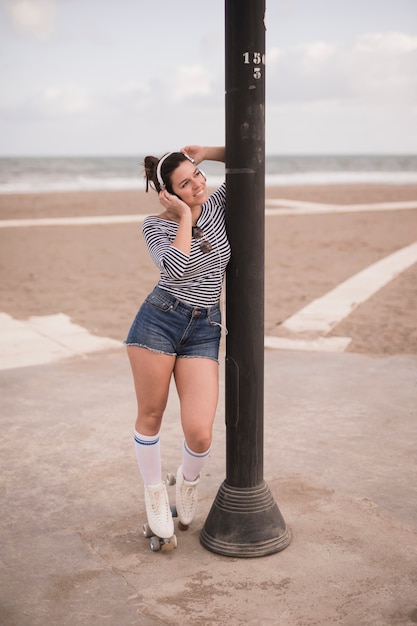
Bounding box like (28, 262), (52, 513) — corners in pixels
(127, 346), (177, 538)
(127, 346), (176, 435)
(127, 348), (219, 455)
(173, 357), (219, 524)
(174, 357), (219, 453)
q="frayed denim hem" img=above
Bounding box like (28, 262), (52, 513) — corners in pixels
(124, 341), (219, 363)
(177, 354), (219, 364)
(124, 342), (176, 357)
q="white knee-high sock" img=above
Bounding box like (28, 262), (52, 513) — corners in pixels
(134, 431), (161, 485)
(181, 441), (211, 482)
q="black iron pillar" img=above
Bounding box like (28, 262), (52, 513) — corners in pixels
(200, 0), (291, 557)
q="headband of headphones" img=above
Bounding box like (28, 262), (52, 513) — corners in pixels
(156, 152), (195, 190)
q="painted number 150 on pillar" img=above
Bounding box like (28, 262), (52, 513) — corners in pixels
(243, 51), (265, 79)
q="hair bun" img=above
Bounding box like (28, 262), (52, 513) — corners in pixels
(143, 155), (159, 192)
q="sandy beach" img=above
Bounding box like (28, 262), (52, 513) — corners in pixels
(1, 183), (417, 356)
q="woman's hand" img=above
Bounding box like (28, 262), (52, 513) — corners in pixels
(181, 145), (225, 164)
(181, 145), (206, 165)
(159, 189), (193, 256)
(159, 189), (190, 221)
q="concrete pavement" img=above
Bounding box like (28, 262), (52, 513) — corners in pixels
(1, 345), (416, 625)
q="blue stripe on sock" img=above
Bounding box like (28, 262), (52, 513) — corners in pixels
(134, 434), (159, 446)
(183, 441), (211, 458)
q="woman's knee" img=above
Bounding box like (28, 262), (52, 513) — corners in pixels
(135, 406), (165, 434)
(185, 429), (213, 454)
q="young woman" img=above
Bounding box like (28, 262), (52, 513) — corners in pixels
(125, 145), (230, 540)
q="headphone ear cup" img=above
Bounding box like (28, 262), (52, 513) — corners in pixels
(200, 169), (207, 181)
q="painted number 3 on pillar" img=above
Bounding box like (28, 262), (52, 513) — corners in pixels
(242, 51), (265, 79)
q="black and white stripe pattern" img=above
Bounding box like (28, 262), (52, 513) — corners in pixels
(142, 183), (231, 307)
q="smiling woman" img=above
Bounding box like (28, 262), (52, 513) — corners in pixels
(124, 144), (230, 548)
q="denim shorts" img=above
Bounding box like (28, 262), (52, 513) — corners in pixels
(125, 287), (222, 362)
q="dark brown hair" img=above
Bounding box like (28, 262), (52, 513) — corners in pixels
(143, 152), (190, 194)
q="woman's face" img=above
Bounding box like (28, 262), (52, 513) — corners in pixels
(170, 160), (208, 207)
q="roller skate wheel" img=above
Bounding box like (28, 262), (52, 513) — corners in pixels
(161, 542), (175, 552)
(178, 521), (189, 531)
(166, 473), (176, 486)
(160, 534), (177, 552)
(150, 536), (161, 551)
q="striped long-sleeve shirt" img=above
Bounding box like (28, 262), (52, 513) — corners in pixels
(142, 182), (231, 308)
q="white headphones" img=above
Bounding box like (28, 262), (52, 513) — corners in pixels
(156, 152), (204, 190)
(156, 152), (173, 190)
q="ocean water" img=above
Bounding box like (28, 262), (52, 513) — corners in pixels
(0, 154), (416, 194)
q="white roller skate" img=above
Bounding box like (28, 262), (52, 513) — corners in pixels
(175, 465), (200, 529)
(143, 482), (174, 543)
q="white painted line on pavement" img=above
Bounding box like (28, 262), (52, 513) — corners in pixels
(0, 214), (147, 228)
(1, 199), (416, 229)
(0, 312), (121, 371)
(264, 335), (352, 352)
(265, 199), (417, 216)
(281, 241), (417, 335)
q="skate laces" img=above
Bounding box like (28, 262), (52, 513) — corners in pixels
(181, 484), (197, 510)
(178, 475), (199, 517)
(147, 483), (171, 522)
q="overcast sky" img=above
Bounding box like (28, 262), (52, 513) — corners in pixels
(1, 0), (416, 156)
